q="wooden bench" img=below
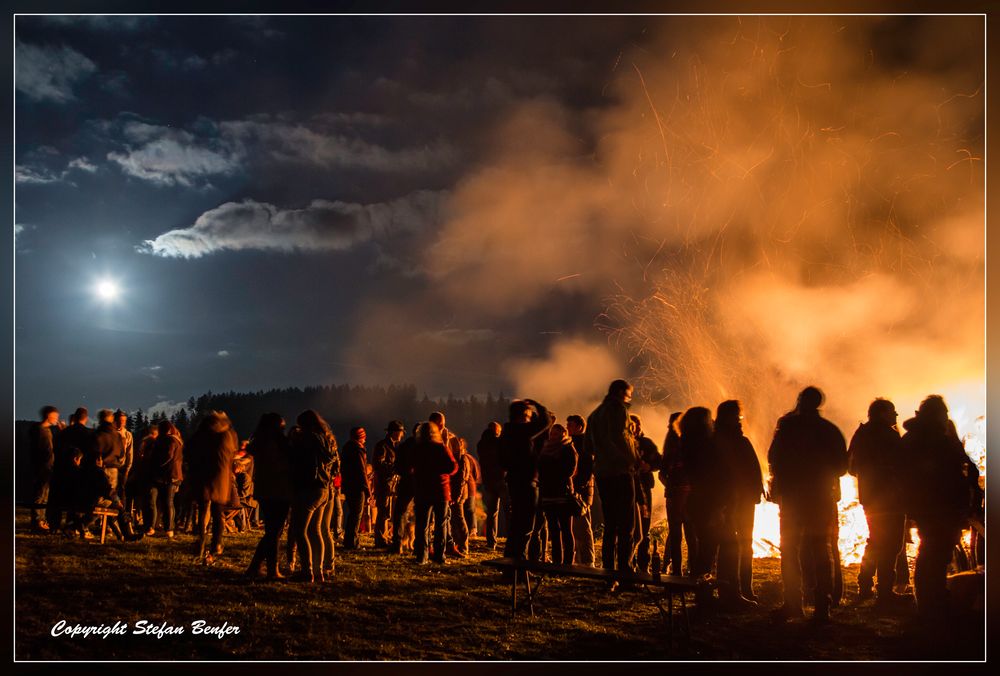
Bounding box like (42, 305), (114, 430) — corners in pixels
(482, 557), (713, 643)
(93, 507), (120, 544)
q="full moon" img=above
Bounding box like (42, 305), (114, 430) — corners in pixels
(95, 279), (121, 302)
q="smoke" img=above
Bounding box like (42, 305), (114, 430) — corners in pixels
(347, 17), (983, 454)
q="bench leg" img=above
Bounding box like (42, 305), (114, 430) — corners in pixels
(523, 571), (535, 618)
(511, 570), (518, 620)
(100, 515), (108, 545)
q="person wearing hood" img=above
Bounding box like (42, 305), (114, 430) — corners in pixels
(372, 420), (405, 549)
(538, 424), (578, 565)
(714, 400), (763, 607)
(287, 410), (338, 582)
(186, 410), (240, 564)
(847, 398), (909, 605)
(244, 413), (293, 580)
(586, 380), (639, 575)
(146, 420), (184, 538)
(767, 386), (848, 623)
(411, 421), (458, 564)
(499, 398), (554, 562)
(899, 395), (971, 621)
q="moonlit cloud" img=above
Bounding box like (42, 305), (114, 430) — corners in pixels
(15, 41), (97, 103)
(139, 189), (445, 258)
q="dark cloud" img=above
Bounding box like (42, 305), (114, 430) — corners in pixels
(15, 41), (97, 103)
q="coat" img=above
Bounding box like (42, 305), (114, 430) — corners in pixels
(714, 424), (763, 506)
(288, 427), (338, 492)
(91, 423), (125, 470)
(412, 440), (457, 503)
(537, 438), (577, 499)
(186, 412), (239, 504)
(498, 401), (553, 487)
(340, 440), (370, 496)
(450, 453), (474, 504)
(585, 396), (638, 477)
(767, 410), (847, 512)
(571, 433), (594, 489)
(899, 415), (970, 522)
(150, 432), (184, 484)
(372, 437), (398, 497)
(248, 433), (293, 502)
(847, 421), (905, 512)
(28, 423), (55, 474)
(476, 432), (505, 492)
(683, 434), (731, 523)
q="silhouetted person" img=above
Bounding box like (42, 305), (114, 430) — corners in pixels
(48, 407), (89, 531)
(477, 422), (505, 551)
(567, 414), (596, 567)
(146, 420), (183, 538)
(27, 405), (60, 532)
(244, 413), (292, 580)
(767, 386), (847, 623)
(288, 410), (338, 582)
(91, 409), (125, 501)
(464, 451), (481, 540)
(848, 398), (909, 605)
(340, 426), (371, 550)
(587, 380), (639, 576)
(659, 411), (694, 576)
(372, 421), (405, 548)
(412, 421), (458, 564)
(500, 398), (554, 562)
(630, 414), (662, 573)
(446, 436), (473, 557)
(712, 400), (763, 606)
(187, 410), (240, 565)
(899, 395), (970, 622)
(391, 424), (420, 554)
(538, 424), (578, 565)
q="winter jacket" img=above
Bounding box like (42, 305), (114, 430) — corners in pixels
(585, 396), (638, 477)
(151, 432), (184, 484)
(248, 433), (293, 502)
(766, 410), (847, 510)
(499, 401), (554, 486)
(476, 431), (505, 491)
(91, 422), (125, 470)
(571, 433), (594, 489)
(340, 440), (370, 496)
(288, 427), (338, 492)
(899, 415), (970, 522)
(186, 412), (239, 504)
(372, 437), (398, 497)
(658, 428), (689, 492)
(450, 452), (474, 504)
(847, 421), (905, 512)
(636, 434), (662, 491)
(412, 440), (458, 502)
(28, 423), (55, 474)
(537, 437), (578, 499)
(684, 433), (731, 521)
(714, 424), (763, 506)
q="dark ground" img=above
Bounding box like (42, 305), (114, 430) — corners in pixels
(13, 509), (984, 661)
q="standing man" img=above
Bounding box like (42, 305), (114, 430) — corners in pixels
(340, 427), (371, 550)
(587, 379), (639, 576)
(48, 407), (90, 531)
(767, 386), (848, 623)
(114, 410), (134, 503)
(391, 424), (420, 554)
(477, 422), (506, 551)
(372, 421), (405, 548)
(899, 395), (971, 623)
(499, 398), (554, 562)
(91, 409), (126, 501)
(567, 415), (595, 566)
(848, 398), (909, 605)
(28, 405), (60, 532)
(630, 414), (662, 573)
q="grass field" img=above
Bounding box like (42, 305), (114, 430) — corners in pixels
(13, 509), (983, 661)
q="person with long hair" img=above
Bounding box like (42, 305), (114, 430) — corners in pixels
(186, 411), (240, 564)
(658, 411), (694, 576)
(244, 413), (293, 580)
(288, 410), (338, 582)
(411, 421), (458, 565)
(146, 420), (183, 538)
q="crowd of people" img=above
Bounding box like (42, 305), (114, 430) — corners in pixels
(24, 379), (983, 626)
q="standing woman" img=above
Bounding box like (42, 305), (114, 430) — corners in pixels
(537, 424), (578, 565)
(244, 413), (293, 580)
(147, 420), (184, 538)
(411, 422), (458, 564)
(187, 411), (239, 564)
(447, 436), (472, 558)
(288, 410), (338, 583)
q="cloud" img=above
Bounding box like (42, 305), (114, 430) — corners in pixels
(41, 16), (152, 32)
(67, 157), (98, 173)
(16, 41), (97, 103)
(216, 350), (230, 358)
(140, 365), (163, 382)
(15, 165), (61, 184)
(107, 124), (240, 187)
(139, 189), (445, 258)
(145, 399), (188, 418)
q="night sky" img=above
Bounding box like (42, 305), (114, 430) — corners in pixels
(15, 15), (652, 418)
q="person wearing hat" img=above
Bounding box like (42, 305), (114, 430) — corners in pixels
(372, 420), (405, 548)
